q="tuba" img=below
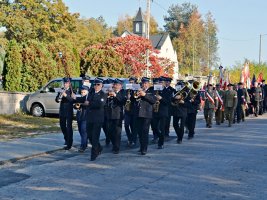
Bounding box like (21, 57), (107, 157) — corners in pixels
(189, 81), (201, 98)
(171, 82), (191, 106)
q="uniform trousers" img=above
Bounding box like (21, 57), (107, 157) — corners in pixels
(187, 113), (197, 138)
(108, 119), (122, 152)
(151, 117), (166, 146)
(136, 117), (151, 152)
(87, 122), (103, 159)
(173, 116), (186, 141)
(60, 116), (73, 148)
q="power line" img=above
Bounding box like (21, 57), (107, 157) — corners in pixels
(219, 37), (258, 42)
(152, 0), (168, 12)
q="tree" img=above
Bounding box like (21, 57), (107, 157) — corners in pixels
(80, 44), (126, 77)
(3, 40), (22, 91)
(164, 2), (198, 39)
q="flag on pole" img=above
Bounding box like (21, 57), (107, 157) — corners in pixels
(251, 74), (256, 87)
(257, 72), (263, 83)
(219, 65), (224, 87)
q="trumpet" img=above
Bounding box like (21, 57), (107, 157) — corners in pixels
(125, 90), (131, 112)
(58, 88), (66, 102)
(189, 81), (201, 99)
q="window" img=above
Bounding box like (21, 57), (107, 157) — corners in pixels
(45, 80), (62, 93)
(136, 23), (140, 32)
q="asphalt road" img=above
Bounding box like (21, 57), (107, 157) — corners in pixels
(0, 114), (267, 200)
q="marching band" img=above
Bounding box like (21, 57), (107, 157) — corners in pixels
(55, 76), (267, 161)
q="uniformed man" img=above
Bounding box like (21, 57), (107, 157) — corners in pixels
(186, 88), (201, 139)
(262, 80), (267, 113)
(81, 75), (93, 94)
(224, 83), (237, 127)
(251, 82), (262, 117)
(164, 77), (176, 137)
(171, 84), (188, 144)
(215, 83), (225, 125)
(103, 78), (114, 145)
(204, 84), (217, 128)
(236, 82), (249, 123)
(124, 77), (137, 147)
(85, 77), (107, 161)
(55, 77), (75, 150)
(106, 78), (126, 154)
(132, 77), (157, 155)
(73, 85), (89, 152)
(151, 77), (171, 149)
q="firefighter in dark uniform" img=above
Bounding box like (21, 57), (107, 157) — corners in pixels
(106, 79), (126, 154)
(124, 77), (137, 147)
(55, 77), (75, 150)
(151, 77), (160, 143)
(151, 77), (171, 149)
(171, 84), (188, 144)
(85, 78), (107, 161)
(132, 77), (157, 155)
(73, 85), (89, 152)
(103, 78), (114, 145)
(164, 77), (176, 137)
(236, 82), (249, 123)
(186, 89), (201, 139)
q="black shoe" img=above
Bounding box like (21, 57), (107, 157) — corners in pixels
(188, 136), (193, 140)
(206, 124), (208, 127)
(208, 125), (212, 128)
(151, 138), (158, 144)
(141, 151), (147, 155)
(98, 146), (103, 155)
(113, 150), (119, 154)
(228, 124), (231, 127)
(90, 156), (97, 161)
(177, 140), (182, 144)
(157, 145), (164, 149)
(78, 148), (85, 153)
(64, 146), (71, 150)
(105, 139), (110, 146)
(137, 149), (141, 153)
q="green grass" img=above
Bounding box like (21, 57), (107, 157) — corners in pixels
(0, 113), (61, 139)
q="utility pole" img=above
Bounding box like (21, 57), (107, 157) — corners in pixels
(259, 34), (262, 65)
(259, 34), (267, 66)
(145, 0), (151, 77)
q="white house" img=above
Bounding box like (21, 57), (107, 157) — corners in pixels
(121, 7), (179, 81)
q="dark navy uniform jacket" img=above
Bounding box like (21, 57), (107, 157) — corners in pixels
(153, 87), (171, 118)
(74, 96), (87, 121)
(86, 90), (107, 123)
(106, 89), (127, 120)
(55, 88), (74, 117)
(186, 92), (201, 114)
(132, 87), (157, 119)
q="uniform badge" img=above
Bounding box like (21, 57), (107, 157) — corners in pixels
(101, 98), (104, 102)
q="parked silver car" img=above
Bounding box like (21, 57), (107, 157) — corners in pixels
(26, 77), (83, 117)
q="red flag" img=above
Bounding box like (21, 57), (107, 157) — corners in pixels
(219, 65), (224, 87)
(257, 72), (263, 83)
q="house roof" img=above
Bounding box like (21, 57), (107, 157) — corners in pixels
(150, 33), (169, 49)
(133, 7), (145, 22)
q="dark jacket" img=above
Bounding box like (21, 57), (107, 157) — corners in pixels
(106, 89), (127, 120)
(153, 87), (171, 118)
(74, 96), (87, 121)
(171, 96), (188, 118)
(86, 90), (107, 123)
(132, 87), (157, 119)
(55, 88), (74, 117)
(186, 92), (201, 114)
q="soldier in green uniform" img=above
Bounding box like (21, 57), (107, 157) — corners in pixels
(204, 84), (217, 128)
(223, 83), (237, 127)
(215, 84), (225, 125)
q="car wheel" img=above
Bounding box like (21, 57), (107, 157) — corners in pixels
(31, 104), (45, 117)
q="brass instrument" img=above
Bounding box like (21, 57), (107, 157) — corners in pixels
(153, 90), (160, 113)
(125, 90), (131, 112)
(74, 103), (81, 110)
(189, 81), (201, 99)
(58, 88), (66, 102)
(171, 82), (191, 106)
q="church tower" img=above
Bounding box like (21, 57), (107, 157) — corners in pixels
(133, 7), (146, 37)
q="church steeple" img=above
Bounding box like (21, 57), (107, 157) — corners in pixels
(133, 7), (146, 37)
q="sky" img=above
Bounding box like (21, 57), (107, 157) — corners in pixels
(63, 0), (267, 68)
